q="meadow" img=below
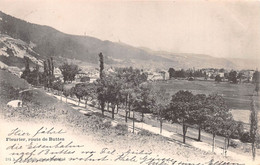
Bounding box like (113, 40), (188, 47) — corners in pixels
(151, 79), (259, 110)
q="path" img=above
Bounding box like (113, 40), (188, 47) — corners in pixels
(45, 91), (258, 164)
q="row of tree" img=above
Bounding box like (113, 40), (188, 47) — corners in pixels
(21, 57), (79, 88)
(168, 67), (260, 85)
(156, 90), (241, 152)
(48, 54), (153, 123)
(168, 68), (205, 79)
(96, 66), (151, 120)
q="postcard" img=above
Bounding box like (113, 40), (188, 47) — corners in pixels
(0, 0), (259, 164)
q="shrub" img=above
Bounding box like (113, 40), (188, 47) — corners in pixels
(101, 121), (112, 129)
(90, 100), (96, 107)
(240, 131), (251, 143)
(229, 140), (239, 148)
(230, 133), (240, 140)
(138, 130), (153, 136)
(114, 124), (128, 135)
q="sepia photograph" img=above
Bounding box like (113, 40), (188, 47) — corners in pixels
(0, 0), (260, 164)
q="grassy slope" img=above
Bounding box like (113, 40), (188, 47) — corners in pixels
(0, 69), (29, 89)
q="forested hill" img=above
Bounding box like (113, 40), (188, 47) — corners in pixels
(0, 11), (257, 70)
(0, 11), (172, 66)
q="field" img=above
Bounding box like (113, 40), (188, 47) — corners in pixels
(151, 79), (259, 110)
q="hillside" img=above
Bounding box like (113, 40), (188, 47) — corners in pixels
(0, 11), (171, 67)
(0, 70), (251, 165)
(0, 34), (43, 68)
(0, 11), (258, 70)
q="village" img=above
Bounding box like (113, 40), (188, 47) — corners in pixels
(2, 63), (257, 84)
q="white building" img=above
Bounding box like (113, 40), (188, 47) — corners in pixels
(54, 67), (62, 78)
(148, 72), (164, 81)
(218, 72), (224, 78)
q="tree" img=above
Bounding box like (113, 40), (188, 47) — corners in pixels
(47, 58), (54, 88)
(120, 84), (134, 122)
(83, 83), (96, 108)
(193, 69), (204, 77)
(204, 94), (230, 152)
(29, 65), (40, 86)
(253, 71), (260, 83)
(204, 72), (208, 80)
(174, 69), (186, 78)
(53, 80), (64, 100)
(216, 113), (239, 157)
(250, 96), (258, 161)
(21, 57), (41, 86)
(237, 72), (243, 83)
(215, 75), (222, 83)
(41, 58), (55, 89)
(228, 71), (237, 84)
(253, 71), (260, 96)
(168, 90), (194, 143)
(96, 79), (107, 116)
(224, 73), (229, 80)
(152, 87), (170, 134)
(255, 83), (259, 96)
(115, 67), (148, 122)
(72, 84), (86, 106)
(99, 52), (104, 79)
(219, 68), (225, 73)
(188, 70), (193, 78)
(59, 63), (79, 83)
(133, 83), (154, 122)
(102, 75), (123, 119)
(71, 83), (90, 107)
(21, 56), (31, 81)
(189, 94), (207, 141)
(62, 86), (72, 103)
(97, 52), (105, 116)
(42, 61), (48, 89)
(168, 68), (175, 79)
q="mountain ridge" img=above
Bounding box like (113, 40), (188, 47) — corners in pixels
(0, 10), (258, 70)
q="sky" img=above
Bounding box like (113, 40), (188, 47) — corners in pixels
(0, 0), (260, 59)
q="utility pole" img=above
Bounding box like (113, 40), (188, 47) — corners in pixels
(133, 109), (135, 133)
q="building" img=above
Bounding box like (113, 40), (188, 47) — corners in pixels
(75, 71), (88, 79)
(148, 72), (164, 81)
(218, 72), (224, 78)
(54, 67), (62, 78)
(244, 70), (254, 82)
(159, 71), (169, 80)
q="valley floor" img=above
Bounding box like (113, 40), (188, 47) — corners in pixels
(0, 70), (259, 165)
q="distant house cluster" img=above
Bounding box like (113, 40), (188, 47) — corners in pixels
(146, 70), (169, 81)
(202, 68), (226, 79)
(239, 70), (255, 82)
(75, 68), (100, 83)
(201, 68), (256, 82)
